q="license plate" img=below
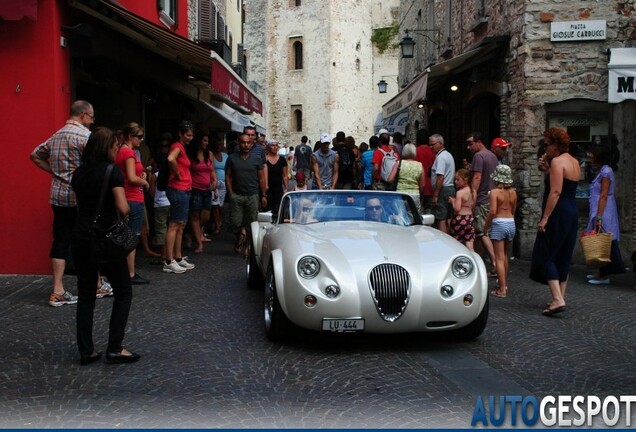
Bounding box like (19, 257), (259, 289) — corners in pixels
(322, 319), (365, 332)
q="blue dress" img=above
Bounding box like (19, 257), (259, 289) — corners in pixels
(530, 175), (579, 284)
(586, 165), (625, 276)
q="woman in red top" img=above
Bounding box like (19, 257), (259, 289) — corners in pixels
(163, 121), (195, 274)
(187, 131), (217, 253)
(115, 122), (150, 285)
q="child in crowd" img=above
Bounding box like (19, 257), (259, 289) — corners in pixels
(449, 168), (475, 250)
(292, 172), (308, 191)
(484, 164), (517, 298)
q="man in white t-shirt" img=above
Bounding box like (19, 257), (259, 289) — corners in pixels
(429, 134), (455, 233)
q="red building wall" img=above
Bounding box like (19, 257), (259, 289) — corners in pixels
(0, 0), (72, 274)
(0, 0), (191, 274)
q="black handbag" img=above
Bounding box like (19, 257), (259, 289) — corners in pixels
(90, 164), (138, 261)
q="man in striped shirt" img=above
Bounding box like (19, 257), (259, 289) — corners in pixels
(31, 100), (94, 307)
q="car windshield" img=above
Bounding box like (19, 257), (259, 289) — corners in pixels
(278, 191), (420, 226)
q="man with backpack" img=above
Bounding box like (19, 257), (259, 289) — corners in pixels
(333, 131), (357, 189)
(372, 129), (400, 190)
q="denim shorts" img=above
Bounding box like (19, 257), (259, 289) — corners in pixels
(190, 188), (212, 212)
(127, 201), (145, 236)
(166, 187), (191, 224)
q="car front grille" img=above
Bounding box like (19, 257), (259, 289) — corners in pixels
(368, 264), (411, 322)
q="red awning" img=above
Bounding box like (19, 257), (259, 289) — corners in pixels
(211, 58), (262, 115)
(0, 0), (37, 21)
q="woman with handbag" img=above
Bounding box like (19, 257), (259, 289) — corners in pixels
(71, 127), (140, 365)
(586, 145), (625, 284)
(115, 122), (150, 285)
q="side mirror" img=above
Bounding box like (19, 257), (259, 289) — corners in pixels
(421, 214), (435, 225)
(257, 211), (273, 223)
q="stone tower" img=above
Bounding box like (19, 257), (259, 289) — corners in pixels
(244, 0), (400, 145)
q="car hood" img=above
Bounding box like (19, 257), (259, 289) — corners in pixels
(283, 221), (469, 266)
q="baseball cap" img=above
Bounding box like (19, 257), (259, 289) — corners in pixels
(320, 133), (331, 143)
(378, 128), (390, 136)
(491, 137), (511, 149)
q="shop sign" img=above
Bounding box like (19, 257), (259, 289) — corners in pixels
(211, 59), (263, 115)
(608, 48), (636, 103)
(550, 20), (606, 42)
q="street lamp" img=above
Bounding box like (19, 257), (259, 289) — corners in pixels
(376, 75), (398, 94)
(399, 29), (440, 59)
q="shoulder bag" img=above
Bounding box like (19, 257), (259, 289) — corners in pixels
(91, 164), (138, 262)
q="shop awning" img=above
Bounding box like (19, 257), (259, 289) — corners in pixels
(382, 43), (500, 118)
(375, 109), (408, 135)
(201, 101), (252, 132)
(68, 0), (262, 114)
(0, 0), (37, 21)
(608, 47), (636, 103)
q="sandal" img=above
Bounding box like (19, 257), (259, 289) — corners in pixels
(490, 288), (507, 298)
(234, 233), (246, 253)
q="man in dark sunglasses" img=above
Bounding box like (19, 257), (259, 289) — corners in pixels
(365, 197), (385, 222)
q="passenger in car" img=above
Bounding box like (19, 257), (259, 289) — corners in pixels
(286, 197), (319, 224)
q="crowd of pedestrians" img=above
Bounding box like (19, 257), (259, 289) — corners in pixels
(30, 100), (628, 365)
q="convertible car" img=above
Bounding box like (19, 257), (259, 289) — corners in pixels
(248, 190), (488, 341)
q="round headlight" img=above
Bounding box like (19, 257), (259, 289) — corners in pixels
(452, 256), (473, 279)
(298, 256), (320, 279)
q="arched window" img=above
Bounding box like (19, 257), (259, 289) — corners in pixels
(293, 41), (303, 70)
(294, 108), (303, 132)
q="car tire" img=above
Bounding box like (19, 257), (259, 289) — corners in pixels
(454, 297), (489, 340)
(246, 238), (264, 289)
(264, 264), (290, 341)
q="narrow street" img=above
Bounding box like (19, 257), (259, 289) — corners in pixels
(1, 231), (635, 428)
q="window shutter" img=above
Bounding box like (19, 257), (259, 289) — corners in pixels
(217, 15), (225, 41)
(199, 0), (211, 39)
(210, 3), (217, 40)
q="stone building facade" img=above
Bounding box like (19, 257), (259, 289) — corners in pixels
(395, 0), (636, 260)
(244, 0), (400, 144)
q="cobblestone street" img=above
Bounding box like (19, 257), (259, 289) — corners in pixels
(1, 232), (635, 428)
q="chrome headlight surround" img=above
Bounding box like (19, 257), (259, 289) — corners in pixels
(297, 256), (320, 279)
(451, 256), (473, 279)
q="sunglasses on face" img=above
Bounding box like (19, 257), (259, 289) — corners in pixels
(366, 205), (382, 211)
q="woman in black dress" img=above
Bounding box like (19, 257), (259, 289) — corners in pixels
(530, 128), (581, 316)
(264, 140), (289, 218)
(71, 127), (140, 365)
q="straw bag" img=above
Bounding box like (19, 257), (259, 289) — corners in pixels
(579, 226), (612, 268)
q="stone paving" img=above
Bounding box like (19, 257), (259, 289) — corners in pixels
(0, 232), (634, 428)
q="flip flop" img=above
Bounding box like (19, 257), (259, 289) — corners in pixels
(542, 305), (566, 316)
(490, 289), (507, 298)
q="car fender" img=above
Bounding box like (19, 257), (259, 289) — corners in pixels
(250, 218), (271, 273)
(470, 250), (489, 311)
(270, 249), (288, 313)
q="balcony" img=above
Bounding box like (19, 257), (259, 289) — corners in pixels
(197, 39), (232, 65)
(232, 63), (247, 81)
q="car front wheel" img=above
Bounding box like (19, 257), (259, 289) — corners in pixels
(247, 238), (264, 289)
(264, 264), (289, 341)
(454, 297), (489, 340)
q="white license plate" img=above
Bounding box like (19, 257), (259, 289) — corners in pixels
(322, 319), (365, 332)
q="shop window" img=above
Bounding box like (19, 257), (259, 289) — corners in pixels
(291, 105), (303, 131)
(157, 0), (177, 30)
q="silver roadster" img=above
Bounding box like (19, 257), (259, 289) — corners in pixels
(247, 190), (489, 341)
